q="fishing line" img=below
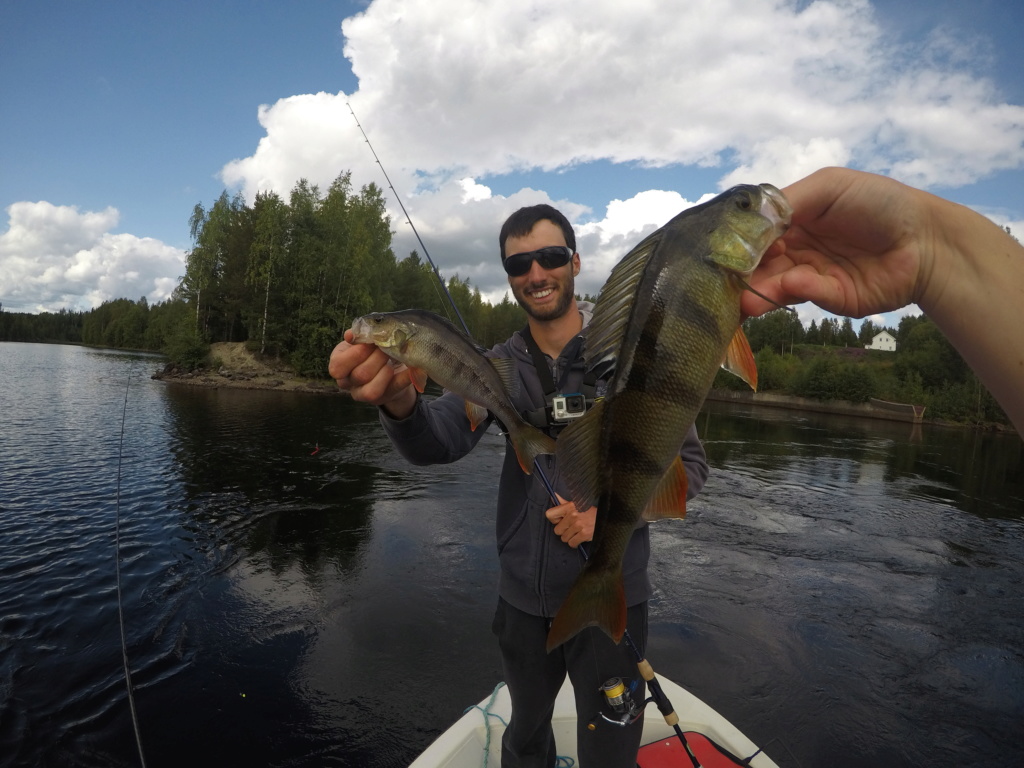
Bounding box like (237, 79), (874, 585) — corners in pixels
(346, 101), (564, 505)
(115, 361), (148, 768)
(740, 279), (796, 314)
(346, 102), (470, 334)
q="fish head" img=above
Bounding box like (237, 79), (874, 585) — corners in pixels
(706, 183), (792, 275)
(349, 311), (413, 351)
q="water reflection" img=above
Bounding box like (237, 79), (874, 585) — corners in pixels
(699, 401), (1023, 518)
(162, 386), (387, 580)
(3, 343), (1021, 768)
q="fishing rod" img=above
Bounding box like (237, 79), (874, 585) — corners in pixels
(345, 105), (578, 521)
(345, 103), (569, 499)
(346, 102), (470, 334)
(348, 107), (708, 766)
(115, 361), (148, 768)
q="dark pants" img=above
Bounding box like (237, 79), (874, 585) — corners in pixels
(492, 598), (648, 768)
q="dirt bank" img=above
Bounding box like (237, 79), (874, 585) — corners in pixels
(151, 342), (340, 395)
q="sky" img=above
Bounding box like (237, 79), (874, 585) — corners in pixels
(2, 0), (1023, 332)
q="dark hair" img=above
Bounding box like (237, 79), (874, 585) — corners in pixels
(498, 204), (576, 258)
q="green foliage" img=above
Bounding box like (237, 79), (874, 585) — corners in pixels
(754, 348), (796, 392)
(858, 318), (880, 346)
(713, 313), (1008, 425)
(838, 317), (858, 347)
(82, 297), (150, 348)
(791, 355), (876, 402)
(0, 306), (84, 343)
(894, 315), (969, 388)
(290, 322), (340, 378)
(742, 308), (805, 354)
(163, 324), (209, 370)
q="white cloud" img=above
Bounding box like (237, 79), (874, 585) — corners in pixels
(213, 0), (1022, 314)
(224, 0), (1023, 197)
(719, 138), (853, 190)
(14, 1), (1018, 320)
(0, 202), (186, 313)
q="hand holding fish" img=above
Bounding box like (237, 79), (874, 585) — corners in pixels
(741, 167), (925, 319)
(742, 166), (1024, 433)
(546, 495), (596, 549)
(329, 330), (419, 419)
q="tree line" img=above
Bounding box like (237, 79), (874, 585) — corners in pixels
(713, 309), (1009, 427)
(0, 173), (529, 376)
(175, 173), (531, 375)
(0, 171), (1009, 427)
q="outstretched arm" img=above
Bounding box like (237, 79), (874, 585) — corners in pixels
(743, 167), (1024, 433)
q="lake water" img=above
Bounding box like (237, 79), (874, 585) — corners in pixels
(1, 341), (1021, 767)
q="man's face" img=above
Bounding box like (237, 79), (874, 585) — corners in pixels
(503, 219), (580, 322)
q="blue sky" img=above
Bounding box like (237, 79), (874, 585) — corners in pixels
(2, 0), (1022, 331)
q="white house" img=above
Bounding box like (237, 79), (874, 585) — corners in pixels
(867, 330), (896, 351)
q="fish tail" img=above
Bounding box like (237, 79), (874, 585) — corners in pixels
(511, 425), (558, 475)
(546, 566), (626, 652)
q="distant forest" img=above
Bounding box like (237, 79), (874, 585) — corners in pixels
(0, 172), (1010, 427)
(0, 174), (529, 376)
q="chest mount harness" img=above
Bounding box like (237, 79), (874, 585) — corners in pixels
(519, 325), (600, 437)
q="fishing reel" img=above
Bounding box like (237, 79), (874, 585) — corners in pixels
(589, 677), (644, 729)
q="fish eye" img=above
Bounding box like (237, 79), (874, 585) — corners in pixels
(736, 193), (753, 211)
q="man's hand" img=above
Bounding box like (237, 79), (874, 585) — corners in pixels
(329, 329), (418, 419)
(546, 494), (596, 549)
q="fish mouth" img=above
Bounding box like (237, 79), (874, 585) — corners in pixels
(349, 317), (371, 342)
(759, 184), (793, 231)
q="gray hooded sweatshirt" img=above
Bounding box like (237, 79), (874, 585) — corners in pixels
(379, 302), (709, 618)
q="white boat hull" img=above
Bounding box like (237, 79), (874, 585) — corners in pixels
(410, 675), (779, 767)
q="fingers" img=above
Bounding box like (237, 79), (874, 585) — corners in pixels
(329, 339), (411, 406)
(544, 497), (571, 525)
(546, 501), (596, 548)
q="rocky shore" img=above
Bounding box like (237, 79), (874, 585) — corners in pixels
(151, 341), (340, 395)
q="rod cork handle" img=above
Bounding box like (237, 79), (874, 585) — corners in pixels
(637, 659), (680, 726)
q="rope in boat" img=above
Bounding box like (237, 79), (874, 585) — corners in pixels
(463, 682), (507, 768)
(462, 682), (576, 768)
(115, 361), (147, 767)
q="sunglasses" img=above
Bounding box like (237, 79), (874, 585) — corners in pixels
(501, 245), (574, 277)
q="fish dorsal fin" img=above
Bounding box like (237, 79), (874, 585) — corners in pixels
(408, 365), (429, 393)
(464, 400), (489, 431)
(642, 456), (689, 521)
(584, 231), (664, 372)
(488, 357), (520, 399)
(721, 327), (758, 391)
(554, 399), (606, 513)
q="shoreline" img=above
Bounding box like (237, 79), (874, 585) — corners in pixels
(151, 366), (341, 395)
(149, 343), (1014, 431)
(705, 389), (1016, 433)
(150, 340), (340, 395)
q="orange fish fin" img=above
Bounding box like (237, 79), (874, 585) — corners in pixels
(464, 400), (489, 432)
(642, 456), (689, 521)
(722, 326), (758, 392)
(408, 366), (429, 393)
(554, 400), (606, 513)
(511, 425), (557, 475)
(546, 566), (626, 652)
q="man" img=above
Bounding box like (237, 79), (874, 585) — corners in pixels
(329, 204), (709, 767)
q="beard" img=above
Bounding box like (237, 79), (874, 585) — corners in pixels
(511, 272), (575, 321)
